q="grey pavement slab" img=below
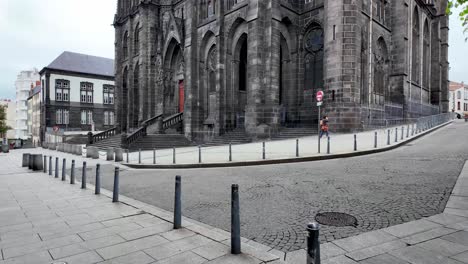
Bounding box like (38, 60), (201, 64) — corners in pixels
(381, 219), (442, 238)
(388, 245), (465, 264)
(97, 251), (155, 264)
(96, 235), (168, 260)
(331, 230), (397, 252)
(155, 251), (207, 264)
(57, 250), (103, 264)
(451, 251), (468, 263)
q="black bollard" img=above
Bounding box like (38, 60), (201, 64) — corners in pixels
(229, 143), (232, 162)
(307, 222), (321, 264)
(374, 131), (378, 148)
(49, 156), (52, 176)
(70, 160), (75, 184)
(126, 149), (129, 163)
(43, 155), (47, 173)
(354, 134), (357, 151)
(401, 127), (404, 140)
(174, 175), (182, 229)
(81, 161), (87, 189)
(406, 125), (410, 138)
(173, 147), (176, 164)
(55, 158), (59, 178)
(387, 129), (390, 145)
(395, 127), (398, 143)
(198, 146), (202, 164)
(62, 158), (66, 181)
(262, 142), (266, 160)
(153, 149), (156, 164)
(139, 149), (141, 164)
(318, 137), (321, 154)
(95, 164), (101, 195)
(231, 184), (241, 254)
(113, 167), (119, 202)
(296, 139), (299, 157)
(327, 137), (330, 154)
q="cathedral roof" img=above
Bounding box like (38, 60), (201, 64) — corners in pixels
(44, 51), (114, 77)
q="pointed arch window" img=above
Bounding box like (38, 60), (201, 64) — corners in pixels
(412, 8), (421, 84)
(133, 64), (140, 127)
(373, 38), (388, 105)
(123, 31), (129, 59)
(134, 24), (140, 55)
(304, 25), (324, 92)
(423, 20), (430, 90)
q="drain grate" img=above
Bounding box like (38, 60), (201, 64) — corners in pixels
(315, 212), (358, 227)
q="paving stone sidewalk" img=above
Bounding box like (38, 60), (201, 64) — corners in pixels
(0, 152), (284, 264)
(284, 160), (468, 264)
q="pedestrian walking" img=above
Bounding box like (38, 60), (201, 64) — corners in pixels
(319, 116), (329, 139)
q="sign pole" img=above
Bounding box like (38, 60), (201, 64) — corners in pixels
(318, 105), (321, 154)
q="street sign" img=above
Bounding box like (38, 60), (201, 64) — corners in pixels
(317, 102), (323, 107)
(53, 126), (59, 133)
(316, 90), (324, 102)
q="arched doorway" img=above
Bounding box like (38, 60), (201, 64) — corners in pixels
(163, 38), (184, 115)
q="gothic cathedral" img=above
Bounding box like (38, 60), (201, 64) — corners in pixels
(114, 0), (449, 142)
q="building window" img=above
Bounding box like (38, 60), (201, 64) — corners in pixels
(104, 111), (115, 126)
(201, 0), (216, 19)
(81, 110), (93, 125)
(55, 109), (69, 125)
(458, 102), (461, 111)
(103, 85), (115, 104)
(373, 0), (386, 23)
(55, 79), (70, 102)
(123, 31), (129, 59)
(80, 82), (94, 103)
(412, 8), (420, 84)
(304, 24), (324, 92)
(373, 38), (388, 105)
(134, 24), (140, 55)
(458, 91), (462, 100)
(423, 20), (430, 90)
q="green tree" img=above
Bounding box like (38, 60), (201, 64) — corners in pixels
(449, 0), (468, 34)
(0, 105), (11, 140)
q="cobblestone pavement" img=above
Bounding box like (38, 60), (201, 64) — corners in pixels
(86, 121), (468, 252)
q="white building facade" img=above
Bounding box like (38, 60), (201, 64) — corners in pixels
(449, 81), (468, 117)
(15, 69), (39, 139)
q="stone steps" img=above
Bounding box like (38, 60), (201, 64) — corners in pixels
(91, 135), (123, 150)
(204, 130), (251, 146)
(129, 134), (194, 150)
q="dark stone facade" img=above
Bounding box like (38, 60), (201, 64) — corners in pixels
(114, 0), (449, 141)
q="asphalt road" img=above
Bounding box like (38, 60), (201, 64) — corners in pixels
(95, 121), (468, 252)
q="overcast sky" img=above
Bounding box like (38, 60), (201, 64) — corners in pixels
(0, 1), (466, 99)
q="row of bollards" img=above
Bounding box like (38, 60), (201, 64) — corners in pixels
(36, 155), (120, 203)
(122, 116), (449, 165)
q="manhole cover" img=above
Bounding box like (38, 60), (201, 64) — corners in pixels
(315, 212), (357, 227)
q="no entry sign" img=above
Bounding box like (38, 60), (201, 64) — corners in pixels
(316, 90), (324, 102)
